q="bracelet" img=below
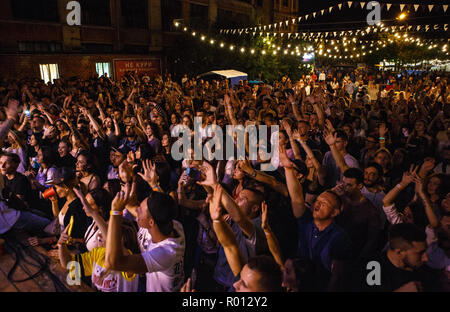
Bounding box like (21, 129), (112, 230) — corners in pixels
(379, 137), (385, 140)
(395, 184), (403, 190)
(110, 210), (124, 216)
(213, 220), (221, 223)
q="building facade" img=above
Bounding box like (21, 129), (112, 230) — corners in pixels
(0, 0), (299, 80)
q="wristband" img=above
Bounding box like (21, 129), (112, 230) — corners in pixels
(379, 137), (385, 140)
(213, 220), (221, 223)
(395, 184), (403, 190)
(110, 210), (124, 216)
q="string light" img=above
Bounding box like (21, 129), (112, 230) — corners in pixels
(176, 21), (448, 61)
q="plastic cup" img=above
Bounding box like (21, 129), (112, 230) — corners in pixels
(43, 187), (56, 199)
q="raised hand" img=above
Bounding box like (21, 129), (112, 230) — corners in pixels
(6, 99), (19, 122)
(209, 184), (223, 221)
(279, 142), (293, 168)
(261, 201), (269, 231)
(400, 164), (419, 187)
(413, 174), (425, 196)
(138, 159), (159, 187)
(111, 183), (131, 212)
(237, 158), (253, 175)
(379, 122), (388, 138)
(293, 129), (302, 142)
(281, 119), (292, 137)
(197, 161), (218, 187)
(420, 158), (435, 174)
(224, 94), (231, 107)
(323, 128), (337, 146)
(325, 119), (335, 132)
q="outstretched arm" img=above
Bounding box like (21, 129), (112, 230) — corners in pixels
(238, 159), (288, 197)
(279, 144), (306, 218)
(198, 162), (255, 238)
(0, 99), (19, 147)
(261, 202), (284, 270)
(105, 184), (148, 274)
(324, 128), (349, 173)
(210, 184), (246, 277)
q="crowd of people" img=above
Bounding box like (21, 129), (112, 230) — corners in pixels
(0, 67), (448, 292)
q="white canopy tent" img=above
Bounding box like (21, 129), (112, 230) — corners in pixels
(198, 70), (248, 87)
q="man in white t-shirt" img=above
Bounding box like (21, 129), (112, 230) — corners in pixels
(105, 186), (185, 292)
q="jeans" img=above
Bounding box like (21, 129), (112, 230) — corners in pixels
(12, 211), (51, 234)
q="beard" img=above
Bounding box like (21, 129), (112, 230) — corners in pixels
(364, 180), (377, 188)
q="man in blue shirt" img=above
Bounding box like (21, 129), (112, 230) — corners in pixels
(295, 190), (352, 291)
(281, 143), (352, 291)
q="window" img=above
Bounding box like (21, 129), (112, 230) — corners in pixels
(11, 0), (58, 22)
(190, 4), (209, 29)
(79, 0), (111, 26)
(39, 64), (60, 84)
(82, 44), (114, 53)
(217, 9), (233, 28)
(121, 0), (148, 28)
(96, 63), (111, 77)
(162, 0), (182, 31)
(18, 42), (62, 53)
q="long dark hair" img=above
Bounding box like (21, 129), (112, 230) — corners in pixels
(88, 188), (112, 221)
(77, 150), (99, 174)
(121, 218), (139, 254)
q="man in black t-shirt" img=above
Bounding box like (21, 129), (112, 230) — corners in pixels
(355, 223), (430, 292)
(0, 152), (32, 209)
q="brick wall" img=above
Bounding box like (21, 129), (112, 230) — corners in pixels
(0, 53), (165, 80)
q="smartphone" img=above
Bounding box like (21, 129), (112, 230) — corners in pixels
(186, 167), (201, 182)
(24, 110), (31, 117)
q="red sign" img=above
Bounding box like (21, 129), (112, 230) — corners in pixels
(114, 59), (161, 80)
